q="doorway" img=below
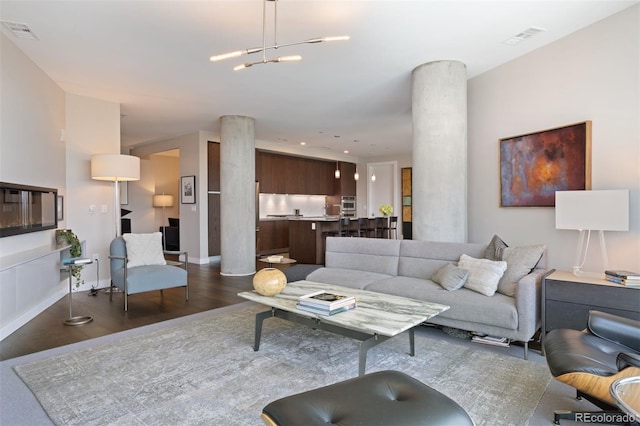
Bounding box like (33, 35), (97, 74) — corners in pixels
(367, 161), (398, 220)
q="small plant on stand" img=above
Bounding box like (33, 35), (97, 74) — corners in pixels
(55, 229), (84, 287)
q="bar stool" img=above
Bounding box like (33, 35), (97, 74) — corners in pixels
(372, 217), (386, 238)
(338, 217), (355, 237)
(384, 216), (398, 239)
(357, 217), (370, 237)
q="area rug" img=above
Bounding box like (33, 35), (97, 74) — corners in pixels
(14, 303), (550, 426)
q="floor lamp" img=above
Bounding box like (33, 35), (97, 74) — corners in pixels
(555, 189), (629, 277)
(91, 154), (140, 237)
(153, 193), (174, 250)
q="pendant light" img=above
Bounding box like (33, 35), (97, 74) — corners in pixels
(210, 0), (349, 71)
(335, 161), (341, 179)
(354, 169), (359, 181)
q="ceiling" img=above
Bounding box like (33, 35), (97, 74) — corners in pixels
(1, 1), (636, 160)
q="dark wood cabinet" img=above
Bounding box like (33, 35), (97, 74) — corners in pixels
(334, 162), (356, 196)
(257, 219), (289, 254)
(541, 270), (640, 350)
(207, 142), (221, 256)
(207, 142), (220, 191)
(256, 150), (336, 195)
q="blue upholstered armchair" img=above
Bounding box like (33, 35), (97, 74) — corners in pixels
(109, 234), (188, 311)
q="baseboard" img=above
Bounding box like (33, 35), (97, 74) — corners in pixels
(0, 285), (67, 341)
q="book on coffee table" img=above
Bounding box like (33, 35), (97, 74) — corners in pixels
(298, 290), (356, 310)
(296, 300), (357, 316)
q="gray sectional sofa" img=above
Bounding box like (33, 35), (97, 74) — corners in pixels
(304, 236), (548, 359)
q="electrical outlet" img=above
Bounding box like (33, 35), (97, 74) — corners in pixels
(92, 253), (99, 262)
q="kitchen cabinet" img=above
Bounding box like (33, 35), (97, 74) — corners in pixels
(257, 219), (289, 255)
(207, 142), (221, 256)
(334, 161), (356, 196)
(207, 142), (220, 191)
(256, 150), (335, 195)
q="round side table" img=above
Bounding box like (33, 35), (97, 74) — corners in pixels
(61, 257), (94, 326)
(610, 376), (640, 419)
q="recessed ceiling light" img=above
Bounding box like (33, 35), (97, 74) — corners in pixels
(1, 21), (38, 40)
(344, 150), (349, 154)
(502, 27), (546, 46)
(300, 142), (306, 146)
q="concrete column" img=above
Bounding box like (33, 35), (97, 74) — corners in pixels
(220, 115), (256, 275)
(412, 60), (467, 242)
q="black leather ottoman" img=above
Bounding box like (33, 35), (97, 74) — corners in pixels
(261, 370), (474, 426)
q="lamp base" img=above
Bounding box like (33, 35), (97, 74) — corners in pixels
(571, 267), (604, 279)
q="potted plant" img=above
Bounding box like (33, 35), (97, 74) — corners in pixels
(55, 229), (84, 287)
(379, 204), (393, 217)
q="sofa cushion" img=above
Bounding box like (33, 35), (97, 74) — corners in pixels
(365, 276), (518, 330)
(306, 267), (392, 290)
(122, 232), (166, 267)
(484, 234), (508, 261)
(324, 237), (401, 276)
(497, 245), (546, 297)
(398, 240), (486, 279)
(458, 254), (507, 296)
(431, 263), (468, 291)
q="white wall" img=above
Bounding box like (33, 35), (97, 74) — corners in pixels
(131, 132), (208, 263)
(468, 5), (639, 272)
(0, 33), (65, 255)
(65, 93), (121, 289)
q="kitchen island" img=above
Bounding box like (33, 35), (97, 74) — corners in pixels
(288, 216), (358, 264)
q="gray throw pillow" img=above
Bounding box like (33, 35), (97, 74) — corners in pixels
(484, 234), (508, 261)
(432, 263), (469, 291)
(497, 245), (546, 297)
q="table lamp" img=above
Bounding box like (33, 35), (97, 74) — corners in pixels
(91, 154), (140, 236)
(555, 189), (629, 277)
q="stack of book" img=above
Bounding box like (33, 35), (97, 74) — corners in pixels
(604, 270), (640, 287)
(470, 334), (510, 347)
(297, 290), (356, 316)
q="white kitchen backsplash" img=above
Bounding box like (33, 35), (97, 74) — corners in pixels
(259, 194), (327, 218)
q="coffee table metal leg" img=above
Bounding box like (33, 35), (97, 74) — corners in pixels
(409, 327), (415, 356)
(254, 309), (274, 351)
(359, 335), (380, 376)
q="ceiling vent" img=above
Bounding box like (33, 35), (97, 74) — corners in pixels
(502, 27), (545, 46)
(1, 21), (38, 40)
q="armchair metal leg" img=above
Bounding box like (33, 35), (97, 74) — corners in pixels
(523, 341), (528, 360)
(124, 292), (128, 312)
(185, 284), (189, 301)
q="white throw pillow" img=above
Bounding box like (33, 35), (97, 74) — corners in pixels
(458, 254), (507, 296)
(123, 232), (166, 267)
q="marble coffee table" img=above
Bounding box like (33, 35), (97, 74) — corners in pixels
(238, 280), (450, 376)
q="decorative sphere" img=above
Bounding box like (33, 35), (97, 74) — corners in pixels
(253, 268), (287, 296)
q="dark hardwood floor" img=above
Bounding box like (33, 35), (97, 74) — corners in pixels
(0, 260), (286, 361)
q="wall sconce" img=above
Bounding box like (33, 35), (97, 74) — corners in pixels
(371, 173), (376, 182)
(555, 189), (629, 276)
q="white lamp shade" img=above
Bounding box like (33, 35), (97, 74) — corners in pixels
(153, 194), (174, 208)
(555, 189), (629, 231)
(91, 154), (140, 181)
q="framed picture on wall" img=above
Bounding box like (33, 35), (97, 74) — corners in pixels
(499, 121), (591, 207)
(181, 175), (196, 204)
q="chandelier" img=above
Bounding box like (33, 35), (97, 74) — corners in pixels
(209, 0), (349, 71)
